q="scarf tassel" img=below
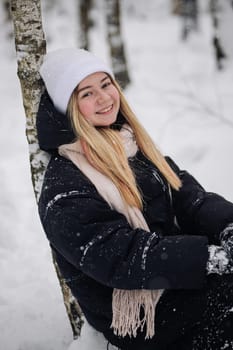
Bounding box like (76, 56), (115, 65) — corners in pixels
(111, 289), (163, 339)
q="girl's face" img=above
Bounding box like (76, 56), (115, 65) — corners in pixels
(76, 72), (120, 127)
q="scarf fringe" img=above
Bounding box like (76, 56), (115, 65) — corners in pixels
(111, 289), (163, 339)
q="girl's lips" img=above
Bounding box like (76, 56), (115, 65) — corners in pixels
(96, 105), (113, 114)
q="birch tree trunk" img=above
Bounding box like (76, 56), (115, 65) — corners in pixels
(78, 0), (92, 50)
(105, 0), (130, 89)
(10, 0), (83, 339)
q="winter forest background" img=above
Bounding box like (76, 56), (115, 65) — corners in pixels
(1, 0), (233, 349)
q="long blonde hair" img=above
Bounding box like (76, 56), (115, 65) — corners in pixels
(68, 78), (181, 210)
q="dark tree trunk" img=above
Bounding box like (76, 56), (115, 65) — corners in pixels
(105, 0), (130, 89)
(210, 0), (227, 70)
(79, 0), (92, 50)
(3, 0), (11, 20)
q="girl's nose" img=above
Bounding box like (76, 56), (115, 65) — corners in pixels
(96, 90), (109, 103)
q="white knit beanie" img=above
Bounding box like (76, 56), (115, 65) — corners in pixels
(40, 48), (114, 114)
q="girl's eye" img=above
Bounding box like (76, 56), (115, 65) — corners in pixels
(102, 81), (111, 89)
(81, 91), (92, 98)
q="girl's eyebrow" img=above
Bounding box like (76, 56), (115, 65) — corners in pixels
(77, 75), (109, 94)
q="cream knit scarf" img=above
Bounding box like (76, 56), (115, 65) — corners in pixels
(59, 125), (163, 339)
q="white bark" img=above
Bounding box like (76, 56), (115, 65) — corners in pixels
(10, 0), (48, 200)
(10, 0), (83, 339)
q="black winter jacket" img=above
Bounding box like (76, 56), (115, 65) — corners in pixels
(37, 91), (233, 334)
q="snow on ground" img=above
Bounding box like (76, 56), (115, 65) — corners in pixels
(0, 1), (233, 349)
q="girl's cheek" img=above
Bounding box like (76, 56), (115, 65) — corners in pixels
(79, 102), (93, 119)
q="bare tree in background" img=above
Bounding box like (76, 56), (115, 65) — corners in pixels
(181, 0), (198, 40)
(10, 0), (83, 339)
(172, 0), (199, 40)
(79, 0), (92, 50)
(2, 0), (13, 39)
(105, 0), (130, 89)
(3, 0), (11, 20)
(210, 0), (227, 70)
(172, 0), (183, 14)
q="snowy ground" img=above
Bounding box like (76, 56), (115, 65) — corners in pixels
(1, 1), (233, 349)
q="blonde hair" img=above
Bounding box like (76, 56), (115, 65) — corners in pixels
(68, 78), (181, 210)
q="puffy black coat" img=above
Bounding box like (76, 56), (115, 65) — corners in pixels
(37, 91), (233, 336)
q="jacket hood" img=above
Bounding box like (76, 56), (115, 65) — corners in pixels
(36, 90), (126, 152)
(36, 90), (76, 152)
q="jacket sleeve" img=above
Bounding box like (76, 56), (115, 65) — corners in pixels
(39, 186), (208, 291)
(166, 157), (233, 244)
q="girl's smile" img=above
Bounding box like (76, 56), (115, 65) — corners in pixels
(77, 72), (120, 127)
